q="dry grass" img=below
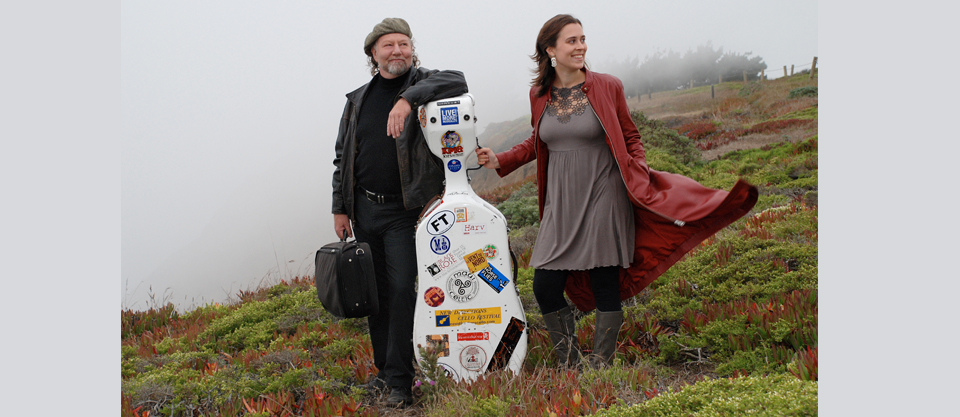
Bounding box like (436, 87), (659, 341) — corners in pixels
(629, 75), (818, 124)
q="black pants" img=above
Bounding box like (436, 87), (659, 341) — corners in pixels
(352, 193), (421, 389)
(533, 266), (622, 314)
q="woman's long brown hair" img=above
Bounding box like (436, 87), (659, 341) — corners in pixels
(531, 14), (586, 97)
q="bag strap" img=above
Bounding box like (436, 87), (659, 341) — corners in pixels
(509, 249), (519, 282)
(356, 245), (375, 280)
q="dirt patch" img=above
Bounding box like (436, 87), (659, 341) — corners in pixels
(699, 126), (815, 161)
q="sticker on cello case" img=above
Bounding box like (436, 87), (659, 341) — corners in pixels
(457, 331), (490, 342)
(447, 159), (461, 173)
(454, 207), (468, 222)
(487, 317), (526, 372)
(419, 107), (427, 128)
(430, 235), (451, 255)
(460, 345), (487, 371)
(425, 334), (450, 357)
(435, 307), (502, 327)
(441, 131), (464, 157)
(463, 223), (486, 235)
(439, 362), (459, 380)
(463, 249), (490, 274)
(440, 106), (459, 125)
(424, 286), (445, 307)
(426, 210), (456, 235)
(482, 244), (498, 259)
(476, 264), (510, 293)
(447, 270), (478, 303)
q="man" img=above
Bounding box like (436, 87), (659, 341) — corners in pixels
(330, 17), (468, 407)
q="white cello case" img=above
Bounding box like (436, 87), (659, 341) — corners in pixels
(412, 94), (527, 382)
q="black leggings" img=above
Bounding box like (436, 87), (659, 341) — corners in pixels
(533, 266), (622, 314)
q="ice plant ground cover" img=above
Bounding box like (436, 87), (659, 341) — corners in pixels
(122, 73), (817, 416)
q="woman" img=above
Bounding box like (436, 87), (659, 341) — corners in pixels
(476, 14), (758, 368)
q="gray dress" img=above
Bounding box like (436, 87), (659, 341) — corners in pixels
(529, 83), (636, 270)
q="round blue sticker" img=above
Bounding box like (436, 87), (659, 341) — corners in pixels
(447, 159), (461, 172)
(430, 235), (451, 255)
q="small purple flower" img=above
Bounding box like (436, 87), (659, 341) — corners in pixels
(415, 380), (422, 388)
(429, 380), (436, 386)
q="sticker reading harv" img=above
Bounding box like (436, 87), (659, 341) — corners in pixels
(440, 106), (459, 125)
(426, 210), (456, 235)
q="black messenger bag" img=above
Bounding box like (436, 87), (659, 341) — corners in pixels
(314, 236), (379, 318)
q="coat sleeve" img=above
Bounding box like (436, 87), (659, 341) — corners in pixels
(331, 100), (351, 215)
(399, 68), (469, 108)
(613, 77), (647, 166)
(494, 88), (539, 177)
(495, 133), (537, 177)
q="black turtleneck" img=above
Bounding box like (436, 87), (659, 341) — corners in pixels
(354, 72), (407, 195)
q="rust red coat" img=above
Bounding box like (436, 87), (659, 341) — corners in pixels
(495, 69), (758, 312)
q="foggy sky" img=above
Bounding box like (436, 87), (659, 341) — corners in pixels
(121, 0), (818, 311)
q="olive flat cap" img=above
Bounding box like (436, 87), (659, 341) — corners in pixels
(364, 17), (412, 57)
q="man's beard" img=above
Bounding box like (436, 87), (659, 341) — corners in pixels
(384, 60), (410, 76)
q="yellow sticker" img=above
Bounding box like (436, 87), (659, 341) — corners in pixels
(464, 249), (490, 274)
(434, 307), (502, 326)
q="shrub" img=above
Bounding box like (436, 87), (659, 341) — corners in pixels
(199, 288), (327, 352)
(777, 106), (818, 120)
(738, 82), (763, 97)
(788, 86), (818, 98)
(497, 181), (540, 230)
(676, 122), (718, 141)
(592, 373), (817, 416)
(631, 111), (702, 167)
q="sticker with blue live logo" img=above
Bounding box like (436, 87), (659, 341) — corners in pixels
(440, 107), (459, 125)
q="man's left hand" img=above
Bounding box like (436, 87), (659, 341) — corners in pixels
(388, 98), (411, 138)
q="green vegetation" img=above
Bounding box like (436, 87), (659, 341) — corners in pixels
(630, 111), (702, 169)
(122, 72), (817, 416)
(593, 374), (817, 417)
(788, 86), (818, 98)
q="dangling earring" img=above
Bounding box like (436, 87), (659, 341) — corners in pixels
(550, 56), (557, 68)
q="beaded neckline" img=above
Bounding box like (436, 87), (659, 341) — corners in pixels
(547, 82), (588, 124)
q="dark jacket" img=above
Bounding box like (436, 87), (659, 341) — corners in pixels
(331, 67), (468, 217)
(496, 68), (758, 311)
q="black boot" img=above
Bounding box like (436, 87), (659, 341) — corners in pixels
(590, 310), (623, 368)
(542, 306), (579, 368)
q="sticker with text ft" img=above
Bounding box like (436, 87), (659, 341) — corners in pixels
(427, 210), (455, 235)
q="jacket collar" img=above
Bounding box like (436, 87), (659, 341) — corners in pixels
(543, 67), (592, 104)
(581, 67), (594, 92)
(346, 67), (418, 105)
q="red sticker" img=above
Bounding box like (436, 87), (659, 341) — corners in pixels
(424, 286), (445, 307)
(456, 332), (490, 341)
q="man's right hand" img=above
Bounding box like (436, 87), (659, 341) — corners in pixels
(334, 214), (353, 239)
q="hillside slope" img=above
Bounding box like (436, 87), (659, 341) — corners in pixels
(470, 115), (535, 192)
(471, 73), (817, 192)
(121, 73), (818, 417)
